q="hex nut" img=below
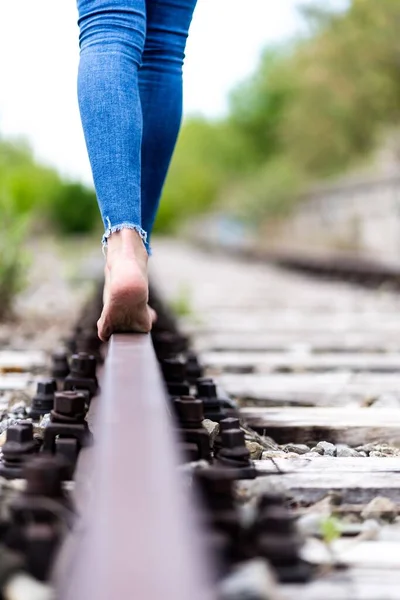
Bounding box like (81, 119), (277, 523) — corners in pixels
(54, 391), (86, 416)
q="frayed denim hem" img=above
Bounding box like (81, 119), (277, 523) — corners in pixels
(102, 217), (151, 255)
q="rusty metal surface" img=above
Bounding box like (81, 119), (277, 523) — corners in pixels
(58, 333), (214, 600)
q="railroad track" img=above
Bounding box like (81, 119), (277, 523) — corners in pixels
(1, 239), (400, 599)
(151, 240), (400, 599)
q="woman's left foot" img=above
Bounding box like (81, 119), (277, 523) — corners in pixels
(98, 229), (153, 342)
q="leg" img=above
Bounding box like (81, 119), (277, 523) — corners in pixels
(139, 0), (198, 240)
(77, 0), (152, 340)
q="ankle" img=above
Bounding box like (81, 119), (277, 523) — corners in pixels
(106, 228), (148, 266)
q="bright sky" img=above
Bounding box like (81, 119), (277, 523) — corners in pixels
(0, 1), (342, 183)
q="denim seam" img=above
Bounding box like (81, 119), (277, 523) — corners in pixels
(102, 217), (151, 255)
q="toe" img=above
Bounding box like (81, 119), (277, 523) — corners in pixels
(148, 306), (157, 325)
(97, 316), (111, 343)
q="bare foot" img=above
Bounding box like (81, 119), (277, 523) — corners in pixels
(98, 229), (153, 342)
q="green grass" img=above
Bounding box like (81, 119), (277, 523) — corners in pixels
(0, 213), (29, 320)
(169, 284), (193, 317)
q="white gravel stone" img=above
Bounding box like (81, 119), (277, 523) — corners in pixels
(245, 441), (264, 460)
(4, 573), (53, 600)
(309, 446), (324, 455)
(218, 559), (281, 600)
(315, 441), (336, 456)
(356, 443), (400, 456)
(362, 519), (381, 539)
(202, 419), (219, 447)
(0, 418), (19, 435)
(361, 496), (398, 521)
(373, 444), (400, 456)
(262, 450), (288, 460)
(355, 443), (376, 454)
(336, 447), (361, 457)
(38, 414), (51, 430)
(10, 400), (28, 415)
(283, 443), (310, 455)
(298, 513), (325, 536)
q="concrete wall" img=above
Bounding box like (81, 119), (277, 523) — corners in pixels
(264, 174), (400, 260)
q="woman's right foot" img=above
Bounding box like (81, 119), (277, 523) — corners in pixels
(98, 229), (153, 342)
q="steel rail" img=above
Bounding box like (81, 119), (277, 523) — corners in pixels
(194, 237), (400, 289)
(58, 333), (214, 600)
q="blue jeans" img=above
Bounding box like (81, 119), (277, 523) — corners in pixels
(77, 0), (198, 253)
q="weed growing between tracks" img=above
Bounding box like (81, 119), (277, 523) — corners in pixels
(169, 283), (194, 318)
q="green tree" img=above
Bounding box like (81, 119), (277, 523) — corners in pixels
(49, 182), (100, 234)
(157, 0), (400, 231)
(0, 136), (99, 234)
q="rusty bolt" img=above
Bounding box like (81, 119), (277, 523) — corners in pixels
(174, 396), (204, 426)
(152, 332), (184, 359)
(186, 352), (204, 381)
(6, 421), (35, 446)
(24, 455), (66, 498)
(32, 379), (57, 406)
(196, 378), (227, 422)
(31, 380), (57, 417)
(220, 417), (240, 432)
(70, 353), (97, 378)
(214, 418), (241, 454)
(1, 421), (38, 471)
(259, 506), (296, 535)
(216, 428), (256, 478)
(51, 351), (70, 380)
(54, 391), (86, 418)
(221, 429), (246, 450)
(161, 357), (186, 382)
(36, 379), (57, 399)
(196, 467), (236, 500)
(196, 378), (217, 398)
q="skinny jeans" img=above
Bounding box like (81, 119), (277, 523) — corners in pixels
(77, 0), (198, 253)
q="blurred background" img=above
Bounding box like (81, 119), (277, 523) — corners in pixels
(2, 0), (400, 319)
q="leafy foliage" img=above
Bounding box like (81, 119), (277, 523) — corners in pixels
(0, 137), (99, 233)
(48, 182), (99, 234)
(320, 516), (341, 545)
(156, 118), (248, 233)
(155, 0), (400, 232)
(0, 137), (99, 318)
(0, 208), (29, 319)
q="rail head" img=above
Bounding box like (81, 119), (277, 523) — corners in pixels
(58, 333), (214, 600)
